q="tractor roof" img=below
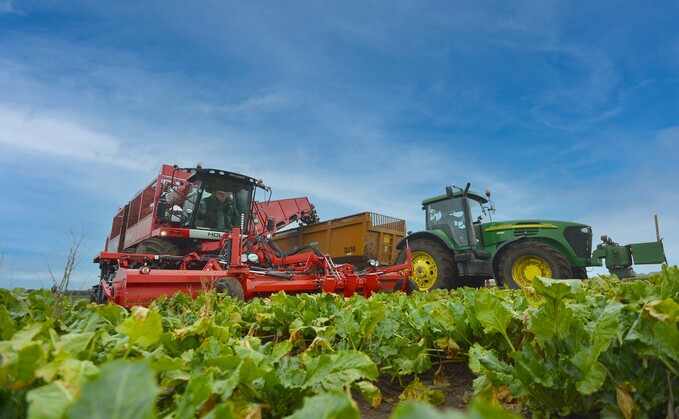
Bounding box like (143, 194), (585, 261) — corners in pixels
(422, 189), (488, 206)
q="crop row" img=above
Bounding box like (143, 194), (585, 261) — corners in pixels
(1, 265), (677, 418)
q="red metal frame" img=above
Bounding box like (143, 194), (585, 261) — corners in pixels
(96, 227), (413, 308)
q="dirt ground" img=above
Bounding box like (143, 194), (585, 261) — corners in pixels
(357, 362), (476, 418)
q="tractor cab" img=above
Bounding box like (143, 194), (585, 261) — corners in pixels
(423, 185), (491, 249)
(158, 166), (267, 235)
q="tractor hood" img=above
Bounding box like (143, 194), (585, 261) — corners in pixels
(480, 219), (590, 233)
(479, 219), (593, 260)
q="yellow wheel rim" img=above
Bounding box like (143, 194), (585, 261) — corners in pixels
(411, 251), (437, 291)
(512, 256), (552, 288)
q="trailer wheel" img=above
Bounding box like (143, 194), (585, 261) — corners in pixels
(395, 239), (456, 291)
(393, 279), (420, 294)
(135, 238), (180, 255)
(216, 277), (244, 300)
(497, 241), (572, 289)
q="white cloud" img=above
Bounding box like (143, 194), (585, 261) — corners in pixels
(0, 1), (15, 14)
(0, 104), (146, 170)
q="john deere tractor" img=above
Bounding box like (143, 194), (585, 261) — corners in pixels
(395, 184), (667, 290)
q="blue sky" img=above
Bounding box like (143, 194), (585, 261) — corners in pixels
(1, 1), (677, 290)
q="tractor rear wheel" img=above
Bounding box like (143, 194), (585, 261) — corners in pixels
(395, 239), (456, 291)
(216, 277), (244, 300)
(135, 238), (180, 255)
(497, 241), (571, 289)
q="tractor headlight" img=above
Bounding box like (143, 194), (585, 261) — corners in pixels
(247, 253), (259, 263)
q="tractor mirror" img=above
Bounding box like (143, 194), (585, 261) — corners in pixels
(266, 217), (276, 232)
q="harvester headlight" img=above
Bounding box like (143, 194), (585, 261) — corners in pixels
(160, 230), (168, 237)
(247, 253), (259, 263)
(140, 266), (151, 275)
(368, 259), (380, 267)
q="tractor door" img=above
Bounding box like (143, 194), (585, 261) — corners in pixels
(426, 197), (469, 247)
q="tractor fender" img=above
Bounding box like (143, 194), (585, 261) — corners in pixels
(396, 231), (454, 252)
(491, 236), (528, 278)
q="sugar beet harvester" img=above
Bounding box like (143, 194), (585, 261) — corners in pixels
(93, 164), (414, 307)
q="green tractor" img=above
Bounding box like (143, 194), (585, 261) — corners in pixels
(395, 184), (667, 290)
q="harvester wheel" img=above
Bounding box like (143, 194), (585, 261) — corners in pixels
(497, 241), (571, 289)
(216, 277), (244, 300)
(393, 278), (420, 294)
(90, 284), (109, 304)
(135, 238), (180, 255)
(395, 239), (456, 291)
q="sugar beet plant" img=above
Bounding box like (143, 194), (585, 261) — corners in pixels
(0, 266), (677, 418)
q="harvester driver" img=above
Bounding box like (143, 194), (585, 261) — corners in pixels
(204, 190), (240, 231)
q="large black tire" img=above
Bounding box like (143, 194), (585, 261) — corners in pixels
(90, 284), (109, 304)
(497, 241), (572, 289)
(215, 277), (244, 300)
(393, 278), (420, 295)
(571, 266), (588, 280)
(395, 239), (457, 291)
(135, 238), (180, 255)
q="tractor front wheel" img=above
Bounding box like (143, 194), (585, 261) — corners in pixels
(395, 239), (456, 291)
(497, 241), (571, 289)
(216, 277), (244, 300)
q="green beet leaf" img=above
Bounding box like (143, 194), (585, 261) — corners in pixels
(351, 380), (382, 408)
(55, 332), (95, 359)
(473, 291), (518, 351)
(285, 391), (359, 419)
(302, 350), (378, 391)
(67, 360), (160, 419)
(532, 276), (582, 301)
(174, 371), (214, 418)
(115, 306), (163, 350)
(27, 381), (74, 419)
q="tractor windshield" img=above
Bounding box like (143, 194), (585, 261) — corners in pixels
(426, 197), (469, 247)
(180, 174), (254, 232)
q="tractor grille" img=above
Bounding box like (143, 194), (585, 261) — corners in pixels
(565, 226), (593, 259)
(513, 228), (539, 236)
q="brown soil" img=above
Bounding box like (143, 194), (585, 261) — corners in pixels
(357, 362), (476, 418)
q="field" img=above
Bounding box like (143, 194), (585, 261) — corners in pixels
(1, 266), (678, 418)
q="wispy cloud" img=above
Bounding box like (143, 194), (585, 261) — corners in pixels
(0, 0), (15, 15)
(0, 104), (146, 170)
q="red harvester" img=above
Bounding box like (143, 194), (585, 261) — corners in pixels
(93, 164), (414, 307)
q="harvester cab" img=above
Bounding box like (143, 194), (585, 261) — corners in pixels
(158, 166), (264, 235)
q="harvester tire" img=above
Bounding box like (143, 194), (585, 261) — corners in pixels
(135, 238), (180, 256)
(90, 284), (108, 304)
(497, 241), (571, 289)
(393, 278), (420, 294)
(395, 239), (457, 291)
(216, 277), (244, 300)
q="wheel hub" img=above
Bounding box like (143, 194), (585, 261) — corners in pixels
(411, 251), (437, 291)
(512, 256), (552, 288)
